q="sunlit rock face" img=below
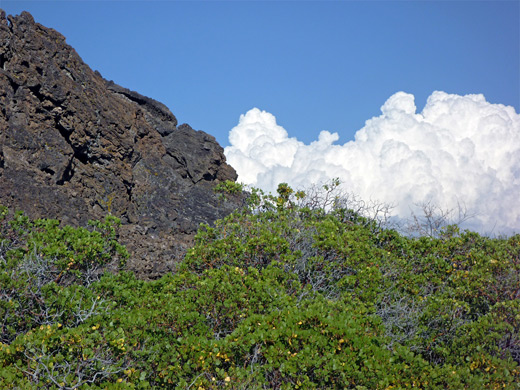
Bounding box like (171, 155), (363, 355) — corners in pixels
(0, 10), (243, 279)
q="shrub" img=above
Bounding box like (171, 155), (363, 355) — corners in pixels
(1, 182), (519, 389)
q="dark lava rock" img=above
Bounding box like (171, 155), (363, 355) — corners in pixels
(0, 10), (244, 279)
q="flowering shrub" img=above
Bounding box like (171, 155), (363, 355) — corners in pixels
(0, 182), (519, 388)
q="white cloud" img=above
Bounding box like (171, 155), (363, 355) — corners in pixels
(224, 91), (520, 235)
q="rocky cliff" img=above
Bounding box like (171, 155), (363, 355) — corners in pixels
(0, 10), (243, 278)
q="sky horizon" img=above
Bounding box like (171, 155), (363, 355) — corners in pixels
(2, 1), (519, 234)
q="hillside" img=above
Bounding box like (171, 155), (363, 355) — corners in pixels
(0, 10), (243, 279)
(0, 182), (518, 389)
(0, 9), (518, 390)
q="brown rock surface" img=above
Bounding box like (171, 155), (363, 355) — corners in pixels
(0, 10), (243, 278)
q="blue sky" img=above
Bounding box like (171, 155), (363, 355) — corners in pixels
(2, 1), (518, 147)
(2, 1), (520, 234)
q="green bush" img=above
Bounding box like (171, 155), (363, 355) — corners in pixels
(1, 182), (519, 389)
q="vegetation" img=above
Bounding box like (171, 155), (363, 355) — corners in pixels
(0, 182), (519, 389)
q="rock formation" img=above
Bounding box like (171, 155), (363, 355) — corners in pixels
(0, 10), (243, 278)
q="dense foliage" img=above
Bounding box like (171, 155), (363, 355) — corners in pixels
(0, 182), (519, 389)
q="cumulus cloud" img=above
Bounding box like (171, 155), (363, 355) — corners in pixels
(224, 91), (520, 234)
